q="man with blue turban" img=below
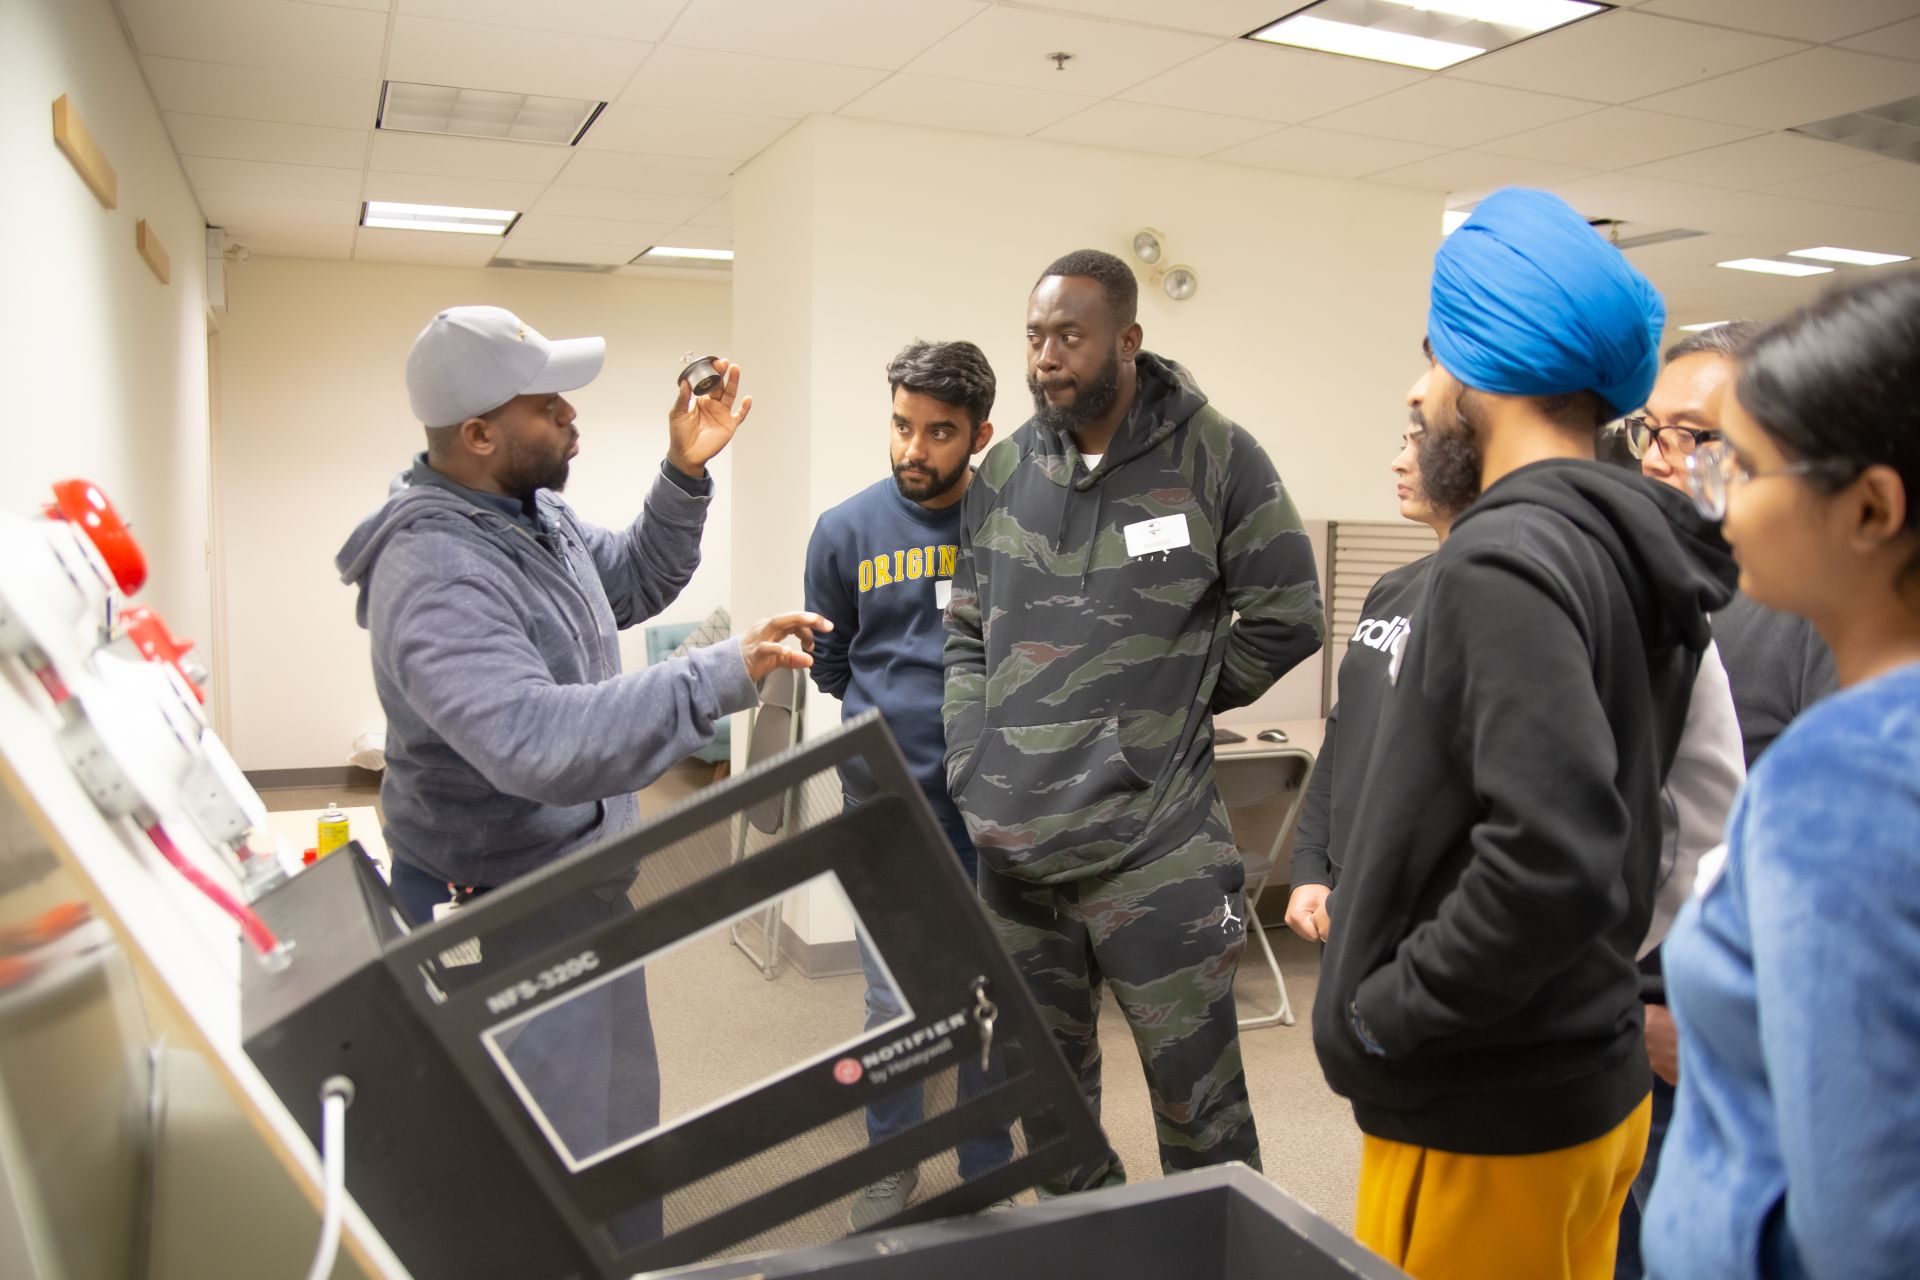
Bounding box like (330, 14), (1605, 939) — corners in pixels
(1311, 188), (1737, 1280)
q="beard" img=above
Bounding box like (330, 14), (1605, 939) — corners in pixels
(498, 434), (572, 497)
(1415, 392), (1485, 517)
(892, 455), (968, 503)
(1027, 348), (1123, 435)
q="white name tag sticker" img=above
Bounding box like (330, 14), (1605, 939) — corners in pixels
(935, 578), (953, 610)
(1124, 514), (1191, 559)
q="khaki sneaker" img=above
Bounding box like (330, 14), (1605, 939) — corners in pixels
(848, 1167), (920, 1231)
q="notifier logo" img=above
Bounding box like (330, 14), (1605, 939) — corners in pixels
(832, 1058), (864, 1085)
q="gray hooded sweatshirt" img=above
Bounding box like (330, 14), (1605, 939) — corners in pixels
(335, 455), (757, 887)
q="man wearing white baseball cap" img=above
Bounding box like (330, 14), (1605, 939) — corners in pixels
(337, 308), (825, 1235)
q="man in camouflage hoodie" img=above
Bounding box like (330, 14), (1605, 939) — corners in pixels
(944, 249), (1324, 1191)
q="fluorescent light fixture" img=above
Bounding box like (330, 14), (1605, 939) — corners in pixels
(1788, 246), (1912, 266)
(1679, 321), (1729, 332)
(378, 81), (604, 146)
(1246, 0), (1607, 70)
(637, 246), (735, 262)
(1252, 14), (1481, 69)
(1716, 258), (1834, 278)
(361, 201), (518, 236)
(1443, 209), (1472, 234)
(1379, 0), (1600, 31)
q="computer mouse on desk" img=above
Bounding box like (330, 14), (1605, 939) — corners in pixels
(1256, 729), (1290, 743)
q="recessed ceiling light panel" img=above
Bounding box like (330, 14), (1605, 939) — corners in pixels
(361, 201), (519, 236)
(1679, 321), (1730, 332)
(378, 81), (605, 146)
(632, 246), (735, 270)
(1788, 246), (1912, 267)
(1717, 258), (1834, 278)
(1245, 0), (1608, 70)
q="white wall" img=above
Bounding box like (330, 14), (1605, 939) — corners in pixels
(216, 258), (730, 770)
(0, 0), (212, 685)
(733, 115), (1439, 740)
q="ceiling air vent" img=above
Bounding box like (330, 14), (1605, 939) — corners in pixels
(1790, 93), (1920, 165)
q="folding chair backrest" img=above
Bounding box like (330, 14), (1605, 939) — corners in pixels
(1215, 749), (1315, 865)
(743, 669), (807, 834)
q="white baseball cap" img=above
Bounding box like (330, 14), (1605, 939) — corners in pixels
(405, 305), (606, 427)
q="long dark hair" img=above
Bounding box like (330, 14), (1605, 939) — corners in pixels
(1737, 271), (1920, 576)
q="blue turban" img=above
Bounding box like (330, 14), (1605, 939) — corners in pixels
(1430, 187), (1666, 420)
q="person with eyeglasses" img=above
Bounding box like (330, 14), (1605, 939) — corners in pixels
(1611, 324), (1839, 1280)
(1643, 270), (1920, 1280)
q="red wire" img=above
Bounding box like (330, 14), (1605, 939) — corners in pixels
(143, 822), (281, 958)
(32, 662), (70, 704)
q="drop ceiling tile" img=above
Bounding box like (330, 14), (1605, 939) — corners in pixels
(1208, 126), (1445, 178)
(395, 0), (685, 42)
(1309, 79), (1598, 149)
(1803, 206), (1920, 256)
(686, 194), (733, 228)
(838, 74), (1096, 137)
(665, 0), (988, 71)
(495, 236), (636, 266)
(1548, 172), (1730, 224)
(1481, 107), (1759, 171)
(651, 225), (733, 251)
(530, 187), (712, 223)
(368, 131), (575, 183)
(578, 105), (797, 160)
(1635, 48), (1920, 131)
(119, 0), (387, 78)
(183, 155), (364, 201)
(352, 227), (507, 266)
(906, 7), (1219, 97)
(1368, 150), (1599, 198)
(1016, 0), (1290, 38)
(141, 56), (377, 130)
(231, 226), (357, 260)
(1670, 190), (1878, 242)
(621, 47), (886, 117)
(1446, 13), (1805, 105)
(387, 15), (652, 102)
(509, 213), (678, 246)
(551, 151), (738, 198)
(165, 113), (369, 168)
(362, 172), (550, 212)
(1837, 15), (1920, 61)
(1627, 132), (1887, 189)
(199, 190), (361, 230)
(1035, 100), (1277, 157)
(1120, 41), (1425, 125)
(1763, 160), (1920, 209)
(1635, 0), (1920, 42)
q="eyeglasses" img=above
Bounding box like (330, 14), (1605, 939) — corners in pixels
(1680, 439), (1837, 520)
(1622, 415), (1720, 461)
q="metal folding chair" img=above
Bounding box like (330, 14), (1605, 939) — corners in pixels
(1214, 747), (1316, 1028)
(728, 667), (807, 977)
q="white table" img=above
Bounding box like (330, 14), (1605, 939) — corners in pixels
(261, 805), (389, 879)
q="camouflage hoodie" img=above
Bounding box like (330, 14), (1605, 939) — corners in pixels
(943, 352), (1324, 883)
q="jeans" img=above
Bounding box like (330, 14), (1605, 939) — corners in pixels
(389, 857), (663, 1248)
(853, 804), (1014, 1182)
(1614, 1075), (1675, 1280)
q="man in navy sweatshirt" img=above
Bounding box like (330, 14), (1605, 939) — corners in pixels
(803, 339), (1011, 1227)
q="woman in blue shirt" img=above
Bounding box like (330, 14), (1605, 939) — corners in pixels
(1646, 270), (1920, 1278)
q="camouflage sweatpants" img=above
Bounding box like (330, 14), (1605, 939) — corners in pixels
(975, 830), (1261, 1194)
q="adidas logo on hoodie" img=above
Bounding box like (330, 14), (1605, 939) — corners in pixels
(1351, 615), (1413, 684)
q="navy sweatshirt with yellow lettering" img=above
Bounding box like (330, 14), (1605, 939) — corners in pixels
(805, 476), (964, 821)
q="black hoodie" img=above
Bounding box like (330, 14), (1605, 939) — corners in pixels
(1313, 459), (1735, 1155)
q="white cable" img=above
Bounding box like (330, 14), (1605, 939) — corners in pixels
(305, 1076), (355, 1280)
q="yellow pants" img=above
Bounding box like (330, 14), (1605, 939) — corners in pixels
(1355, 1095), (1651, 1280)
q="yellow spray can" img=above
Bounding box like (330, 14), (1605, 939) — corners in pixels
(316, 801), (350, 858)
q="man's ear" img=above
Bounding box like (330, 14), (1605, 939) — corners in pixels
(971, 420), (995, 455)
(457, 414), (500, 458)
(1120, 322), (1143, 361)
